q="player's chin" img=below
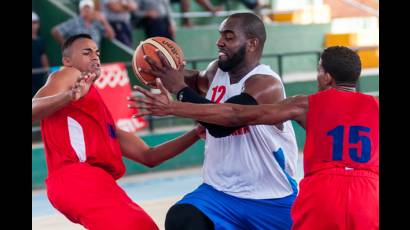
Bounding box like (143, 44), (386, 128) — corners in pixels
(91, 69), (101, 80)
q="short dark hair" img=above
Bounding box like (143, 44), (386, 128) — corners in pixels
(229, 13), (266, 50)
(62, 33), (93, 56)
(320, 46), (362, 85)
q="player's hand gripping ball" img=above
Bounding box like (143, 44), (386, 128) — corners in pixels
(132, 37), (185, 88)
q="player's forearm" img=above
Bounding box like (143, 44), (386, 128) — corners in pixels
(168, 102), (240, 127)
(120, 128), (200, 167)
(168, 102), (287, 127)
(32, 91), (72, 123)
(143, 129), (200, 167)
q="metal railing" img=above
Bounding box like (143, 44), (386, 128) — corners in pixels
(32, 50), (321, 78)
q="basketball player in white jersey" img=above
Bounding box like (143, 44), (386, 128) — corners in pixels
(132, 12), (299, 230)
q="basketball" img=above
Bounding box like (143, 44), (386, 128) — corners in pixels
(132, 37), (185, 87)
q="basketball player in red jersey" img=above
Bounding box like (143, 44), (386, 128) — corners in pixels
(132, 46), (379, 229)
(32, 34), (204, 230)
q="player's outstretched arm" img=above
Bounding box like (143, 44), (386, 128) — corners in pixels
(131, 80), (308, 128)
(167, 95), (309, 128)
(32, 68), (97, 123)
(117, 125), (203, 167)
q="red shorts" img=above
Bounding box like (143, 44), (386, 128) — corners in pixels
(291, 167), (378, 230)
(46, 163), (158, 230)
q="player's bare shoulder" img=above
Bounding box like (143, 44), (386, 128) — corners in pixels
(243, 74), (284, 104)
(244, 74), (282, 89)
(202, 60), (219, 83)
(35, 67), (82, 98)
(195, 60), (219, 94)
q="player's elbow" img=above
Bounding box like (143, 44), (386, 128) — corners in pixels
(133, 156), (157, 168)
(143, 162), (156, 168)
(140, 149), (160, 168)
(144, 159), (158, 168)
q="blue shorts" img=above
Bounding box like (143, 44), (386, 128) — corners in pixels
(177, 183), (297, 230)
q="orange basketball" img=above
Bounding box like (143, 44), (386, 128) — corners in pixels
(132, 37), (185, 88)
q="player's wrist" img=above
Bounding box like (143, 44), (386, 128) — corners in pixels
(176, 86), (212, 104)
(64, 90), (75, 102)
(167, 101), (179, 115)
(172, 83), (188, 94)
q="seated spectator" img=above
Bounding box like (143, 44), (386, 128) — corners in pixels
(171, 0), (223, 27)
(52, 0), (115, 47)
(239, 0), (269, 11)
(101, 0), (137, 47)
(32, 11), (49, 98)
(133, 0), (176, 40)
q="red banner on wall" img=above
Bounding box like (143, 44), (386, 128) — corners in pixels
(94, 62), (147, 132)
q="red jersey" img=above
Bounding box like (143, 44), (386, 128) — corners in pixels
(303, 88), (379, 176)
(41, 85), (126, 179)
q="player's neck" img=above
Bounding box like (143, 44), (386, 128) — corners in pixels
(228, 61), (259, 84)
(334, 84), (356, 92)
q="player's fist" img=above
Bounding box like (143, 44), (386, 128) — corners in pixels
(70, 72), (97, 101)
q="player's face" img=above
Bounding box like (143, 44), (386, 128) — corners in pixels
(216, 18), (248, 71)
(80, 6), (94, 21)
(67, 38), (101, 78)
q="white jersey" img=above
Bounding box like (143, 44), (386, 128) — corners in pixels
(202, 64), (299, 199)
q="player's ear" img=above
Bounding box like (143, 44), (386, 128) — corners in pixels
(247, 38), (258, 52)
(324, 72), (333, 86)
(62, 56), (72, 67)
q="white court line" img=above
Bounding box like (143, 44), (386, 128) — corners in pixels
(32, 143), (44, 149)
(364, 91), (379, 96)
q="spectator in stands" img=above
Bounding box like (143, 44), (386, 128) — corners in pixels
(101, 0), (137, 47)
(52, 0), (115, 47)
(32, 11), (49, 98)
(239, 0), (269, 11)
(133, 0), (176, 40)
(171, 0), (224, 27)
(71, 0), (102, 11)
(93, 0), (102, 11)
